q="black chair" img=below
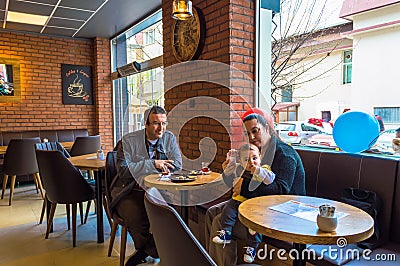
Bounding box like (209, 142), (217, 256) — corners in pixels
(69, 135), (101, 181)
(35, 150), (95, 247)
(35, 142), (71, 158)
(67, 135), (102, 223)
(144, 187), (217, 266)
(104, 150), (129, 266)
(69, 135), (101, 157)
(35, 142), (77, 226)
(1, 138), (43, 206)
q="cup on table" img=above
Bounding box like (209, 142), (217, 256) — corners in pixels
(317, 204), (337, 232)
(201, 162), (210, 173)
(317, 214), (338, 232)
(43, 138), (49, 143)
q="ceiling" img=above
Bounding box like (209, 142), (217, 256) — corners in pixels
(0, 0), (161, 39)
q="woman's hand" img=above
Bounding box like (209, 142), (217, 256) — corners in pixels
(232, 178), (243, 197)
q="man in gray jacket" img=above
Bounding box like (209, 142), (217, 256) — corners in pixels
(111, 106), (182, 265)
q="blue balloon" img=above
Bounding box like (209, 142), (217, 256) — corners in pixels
(333, 111), (380, 153)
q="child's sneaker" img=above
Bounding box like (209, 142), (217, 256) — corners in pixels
(212, 230), (231, 244)
(248, 228), (256, 235)
(243, 246), (256, 263)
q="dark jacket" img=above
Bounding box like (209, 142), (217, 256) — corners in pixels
(110, 129), (182, 208)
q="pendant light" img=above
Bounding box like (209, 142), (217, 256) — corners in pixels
(172, 0), (193, 20)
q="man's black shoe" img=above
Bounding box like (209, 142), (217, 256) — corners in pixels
(125, 249), (147, 266)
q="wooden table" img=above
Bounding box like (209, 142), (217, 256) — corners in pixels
(144, 172), (222, 223)
(60, 141), (74, 151)
(238, 195), (374, 266)
(0, 146), (6, 155)
(69, 153), (106, 243)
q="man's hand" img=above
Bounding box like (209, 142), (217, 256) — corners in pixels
(232, 178), (243, 197)
(154, 159), (175, 172)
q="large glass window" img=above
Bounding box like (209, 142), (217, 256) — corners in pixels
(112, 10), (163, 142)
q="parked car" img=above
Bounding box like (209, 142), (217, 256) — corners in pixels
(275, 121), (332, 145)
(372, 129), (397, 151)
(308, 132), (337, 148)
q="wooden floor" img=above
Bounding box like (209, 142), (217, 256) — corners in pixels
(0, 183), (160, 266)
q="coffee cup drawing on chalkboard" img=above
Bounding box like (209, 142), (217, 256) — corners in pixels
(68, 74), (89, 101)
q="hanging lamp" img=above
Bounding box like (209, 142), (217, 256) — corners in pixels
(172, 0), (193, 20)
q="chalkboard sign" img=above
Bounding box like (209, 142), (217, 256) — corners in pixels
(62, 64), (93, 105)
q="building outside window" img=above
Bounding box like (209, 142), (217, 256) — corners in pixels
(343, 50), (352, 84)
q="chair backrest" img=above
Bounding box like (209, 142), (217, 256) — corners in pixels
(69, 135), (101, 157)
(35, 142), (71, 158)
(105, 151), (117, 214)
(35, 150), (94, 204)
(3, 138), (41, 175)
(144, 187), (217, 266)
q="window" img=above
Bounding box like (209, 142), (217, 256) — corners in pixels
(301, 124), (319, 132)
(343, 50), (352, 84)
(321, 111), (331, 122)
(111, 10), (163, 142)
(374, 107), (400, 124)
(144, 29), (155, 45)
(281, 86), (292, 102)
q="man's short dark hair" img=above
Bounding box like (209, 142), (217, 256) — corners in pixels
(144, 106), (167, 125)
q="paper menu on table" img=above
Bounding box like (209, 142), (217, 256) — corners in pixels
(269, 200), (348, 222)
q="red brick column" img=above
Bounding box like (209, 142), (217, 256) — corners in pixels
(162, 0), (256, 171)
(93, 38), (113, 152)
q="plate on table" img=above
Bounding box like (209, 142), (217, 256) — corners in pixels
(189, 170), (202, 175)
(170, 175), (197, 183)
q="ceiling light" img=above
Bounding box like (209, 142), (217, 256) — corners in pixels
(7, 11), (48, 26)
(172, 0), (193, 20)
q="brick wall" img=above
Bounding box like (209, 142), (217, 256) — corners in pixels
(94, 38), (113, 152)
(162, 0), (256, 171)
(0, 31), (114, 151)
(0, 31), (95, 132)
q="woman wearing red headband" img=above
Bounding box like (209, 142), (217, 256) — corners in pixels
(207, 108), (306, 266)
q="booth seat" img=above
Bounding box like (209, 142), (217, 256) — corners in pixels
(194, 147), (400, 265)
(0, 129), (89, 185)
(295, 147), (400, 265)
(0, 129), (89, 146)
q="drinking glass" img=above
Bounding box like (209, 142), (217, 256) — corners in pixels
(201, 162), (210, 173)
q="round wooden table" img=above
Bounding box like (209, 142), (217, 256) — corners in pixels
(238, 195), (374, 266)
(144, 172), (223, 223)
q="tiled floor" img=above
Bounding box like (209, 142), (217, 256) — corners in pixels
(0, 183), (159, 266)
